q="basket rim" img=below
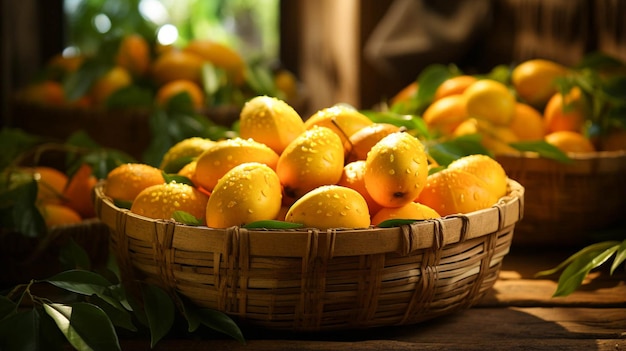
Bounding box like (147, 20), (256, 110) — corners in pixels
(496, 149), (626, 161)
(94, 179), (524, 257)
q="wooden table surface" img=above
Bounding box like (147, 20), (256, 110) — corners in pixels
(118, 245), (626, 351)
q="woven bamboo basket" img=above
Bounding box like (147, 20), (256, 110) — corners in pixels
(94, 179), (524, 331)
(496, 150), (626, 247)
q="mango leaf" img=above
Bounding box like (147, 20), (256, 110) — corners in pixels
(105, 85), (154, 109)
(610, 239), (626, 275)
(426, 134), (489, 167)
(63, 58), (112, 102)
(43, 302), (121, 351)
(0, 296), (17, 319)
(162, 156), (195, 174)
(141, 283), (175, 348)
(202, 62), (221, 97)
(246, 62), (277, 97)
(89, 295), (137, 332)
(194, 308), (245, 344)
(482, 64), (512, 84)
(413, 64), (455, 114)
(0, 128), (42, 170)
(0, 179), (46, 238)
(361, 110), (429, 136)
(0, 308), (40, 351)
(377, 219), (420, 228)
(44, 270), (113, 297)
(535, 240), (620, 277)
(574, 51), (625, 71)
(243, 220), (304, 229)
(58, 237), (91, 271)
(113, 199), (132, 210)
(552, 244), (620, 297)
(172, 211), (203, 226)
(509, 141), (572, 163)
(163, 172), (194, 186)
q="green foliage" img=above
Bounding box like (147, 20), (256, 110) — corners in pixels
(426, 134), (490, 167)
(535, 239), (626, 297)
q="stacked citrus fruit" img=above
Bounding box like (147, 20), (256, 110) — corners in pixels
(407, 58), (626, 155)
(15, 34), (299, 113)
(6, 164), (99, 229)
(102, 95), (511, 230)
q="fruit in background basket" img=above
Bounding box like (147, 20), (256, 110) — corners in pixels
(371, 202), (440, 226)
(417, 168), (498, 217)
(46, 54), (84, 76)
(89, 66), (132, 106)
(62, 163), (98, 218)
(159, 137), (215, 173)
(304, 105), (373, 152)
(151, 50), (205, 85)
(543, 87), (586, 134)
(511, 59), (569, 107)
(509, 102), (545, 141)
(39, 203), (82, 228)
(422, 94), (467, 136)
(364, 132), (429, 208)
(453, 118), (520, 155)
(274, 69), (299, 101)
(390, 81), (418, 105)
(194, 138), (279, 192)
(104, 163), (165, 202)
(277, 126), (344, 203)
(18, 81), (65, 107)
(206, 162), (282, 228)
(116, 34), (151, 77)
(239, 95), (305, 154)
(24, 166), (69, 204)
(184, 39), (246, 85)
(338, 160), (382, 216)
(155, 79), (205, 111)
(464, 79), (515, 126)
(346, 123), (401, 163)
(545, 131), (595, 153)
(285, 185), (370, 229)
(433, 75), (477, 101)
(131, 182), (209, 223)
(447, 154), (508, 200)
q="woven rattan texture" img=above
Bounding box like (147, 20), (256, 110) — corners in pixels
(497, 151), (626, 247)
(96, 180), (524, 331)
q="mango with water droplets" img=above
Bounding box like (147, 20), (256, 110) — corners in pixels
(416, 168), (498, 217)
(131, 182), (209, 223)
(364, 132), (428, 208)
(276, 126), (344, 203)
(285, 185), (370, 229)
(239, 95), (305, 154)
(304, 104), (373, 153)
(194, 138), (279, 192)
(206, 162), (282, 228)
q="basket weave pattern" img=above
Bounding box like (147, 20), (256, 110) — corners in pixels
(95, 180), (524, 331)
(497, 151), (626, 246)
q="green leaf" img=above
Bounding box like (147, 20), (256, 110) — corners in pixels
(63, 58), (112, 102)
(202, 62), (221, 96)
(509, 141), (572, 163)
(44, 270), (113, 297)
(0, 179), (46, 237)
(426, 134), (489, 167)
(162, 156), (195, 174)
(194, 308), (246, 344)
(43, 302), (121, 351)
(610, 239), (626, 275)
(0, 128), (42, 170)
(89, 295), (137, 332)
(172, 211), (203, 226)
(163, 172), (194, 186)
(574, 51), (625, 71)
(243, 220), (304, 229)
(0, 296), (17, 319)
(113, 199), (133, 210)
(58, 237), (92, 271)
(535, 240), (620, 277)
(105, 85), (153, 109)
(377, 219), (420, 228)
(413, 64), (454, 114)
(553, 245), (619, 297)
(141, 283), (175, 348)
(0, 308), (40, 351)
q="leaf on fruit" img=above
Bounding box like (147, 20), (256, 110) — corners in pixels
(509, 141), (572, 163)
(243, 220), (304, 229)
(426, 134), (489, 167)
(172, 211), (203, 226)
